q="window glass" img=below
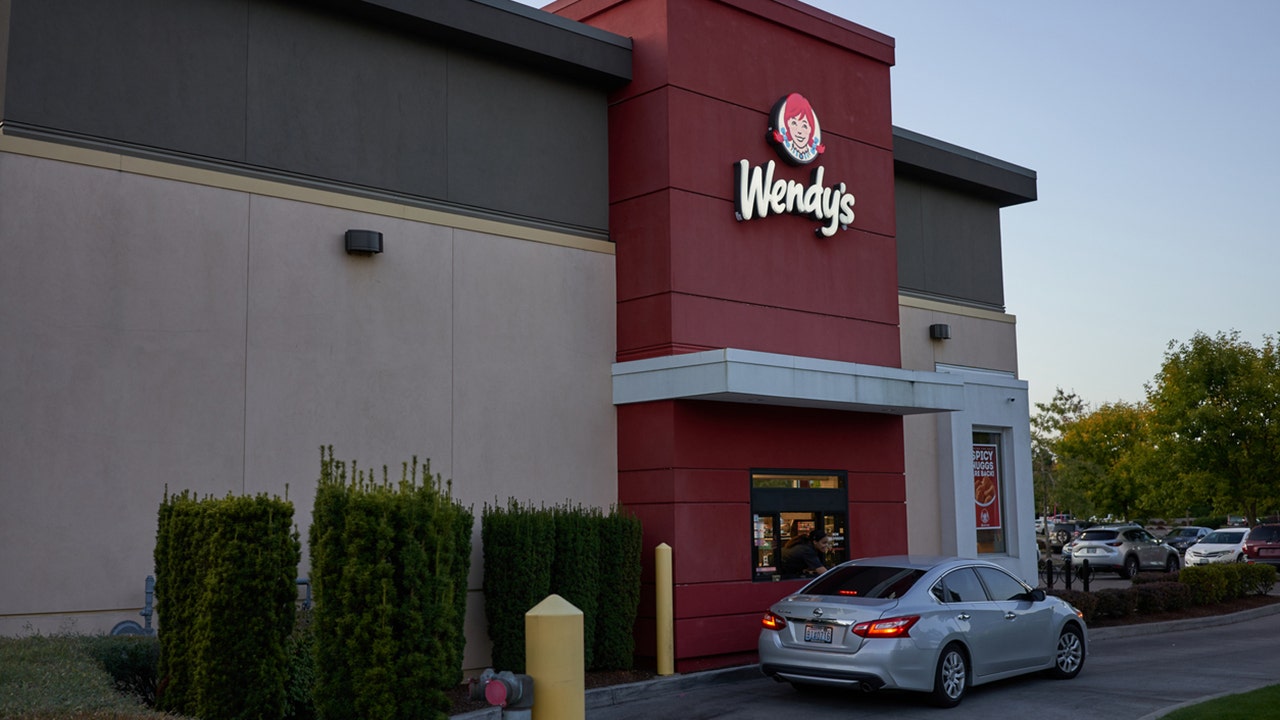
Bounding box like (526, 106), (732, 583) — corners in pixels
(975, 566), (1029, 601)
(804, 564), (924, 599)
(973, 432), (1007, 554)
(936, 568), (986, 603)
(751, 470), (849, 582)
(1080, 530), (1118, 542)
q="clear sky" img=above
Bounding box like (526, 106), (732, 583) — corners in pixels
(523, 0), (1280, 410)
(807, 0), (1280, 411)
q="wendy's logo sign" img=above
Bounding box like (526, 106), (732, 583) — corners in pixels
(768, 93), (825, 165)
(734, 93), (854, 237)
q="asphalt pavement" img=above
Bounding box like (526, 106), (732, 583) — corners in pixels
(567, 602), (1280, 720)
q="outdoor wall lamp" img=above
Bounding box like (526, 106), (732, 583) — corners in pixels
(345, 229), (383, 255)
(929, 323), (951, 340)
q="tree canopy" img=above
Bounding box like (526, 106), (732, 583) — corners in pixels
(1038, 330), (1280, 523)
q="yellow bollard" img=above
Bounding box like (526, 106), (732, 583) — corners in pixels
(656, 542), (674, 676)
(526, 594), (584, 720)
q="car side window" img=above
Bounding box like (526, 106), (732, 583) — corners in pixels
(974, 566), (1029, 601)
(933, 568), (986, 603)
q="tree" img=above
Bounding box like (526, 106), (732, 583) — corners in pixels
(1146, 331), (1280, 523)
(1055, 401), (1157, 520)
(1031, 388), (1089, 515)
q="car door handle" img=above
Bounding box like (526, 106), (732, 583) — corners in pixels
(957, 613), (970, 621)
(1004, 612), (1017, 620)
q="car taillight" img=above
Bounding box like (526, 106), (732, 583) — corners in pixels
(1107, 540), (1123, 547)
(852, 615), (919, 638)
(761, 612), (787, 631)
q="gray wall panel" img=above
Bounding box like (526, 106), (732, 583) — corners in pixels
(896, 176), (1005, 309)
(245, 2), (449, 199)
(2, 0), (624, 236)
(6, 0), (249, 160)
(447, 55), (609, 229)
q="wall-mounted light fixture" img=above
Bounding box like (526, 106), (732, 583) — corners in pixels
(928, 323), (951, 340)
(345, 229), (383, 255)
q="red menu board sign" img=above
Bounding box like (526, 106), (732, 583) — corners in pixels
(973, 444), (1001, 530)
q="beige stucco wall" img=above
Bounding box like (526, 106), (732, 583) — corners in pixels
(0, 142), (618, 672)
(898, 296), (1024, 566)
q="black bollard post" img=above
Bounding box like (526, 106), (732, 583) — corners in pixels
(1063, 558), (1073, 590)
(1044, 558), (1055, 589)
(1081, 559), (1091, 592)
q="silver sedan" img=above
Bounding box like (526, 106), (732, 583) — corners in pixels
(758, 555), (1087, 708)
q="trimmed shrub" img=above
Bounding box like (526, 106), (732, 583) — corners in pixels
(1092, 587), (1139, 620)
(154, 489), (300, 720)
(1133, 581), (1193, 614)
(284, 606), (316, 720)
(310, 449), (473, 720)
(1248, 563), (1278, 595)
(482, 499), (555, 672)
(1132, 570), (1180, 585)
(593, 507), (643, 671)
(82, 634), (160, 707)
(1180, 564), (1232, 604)
(551, 505), (602, 670)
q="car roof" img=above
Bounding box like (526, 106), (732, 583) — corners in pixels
(843, 555), (999, 572)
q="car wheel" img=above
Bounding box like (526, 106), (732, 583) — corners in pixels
(1164, 553), (1179, 573)
(930, 643), (968, 708)
(1119, 554), (1139, 579)
(1055, 531), (1069, 545)
(1237, 553), (1247, 563)
(1047, 624), (1085, 679)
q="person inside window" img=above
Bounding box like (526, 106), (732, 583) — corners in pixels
(779, 528), (831, 578)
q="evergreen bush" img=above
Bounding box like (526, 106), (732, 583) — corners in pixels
(481, 499), (554, 672)
(153, 489), (300, 720)
(310, 448), (473, 720)
(592, 507), (643, 670)
(552, 504), (602, 670)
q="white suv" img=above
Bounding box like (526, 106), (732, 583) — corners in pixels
(1066, 524), (1180, 579)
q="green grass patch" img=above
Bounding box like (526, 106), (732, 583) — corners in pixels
(0, 634), (173, 720)
(1163, 684), (1280, 720)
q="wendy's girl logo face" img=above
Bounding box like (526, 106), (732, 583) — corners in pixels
(768, 93), (825, 165)
(734, 92), (853, 237)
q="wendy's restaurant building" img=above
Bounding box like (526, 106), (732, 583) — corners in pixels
(0, 0), (1037, 674)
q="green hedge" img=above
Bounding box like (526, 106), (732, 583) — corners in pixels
(309, 449), (473, 720)
(154, 490), (300, 719)
(482, 501), (643, 673)
(481, 499), (555, 673)
(593, 507), (643, 671)
(1050, 563), (1276, 623)
(1180, 563), (1276, 603)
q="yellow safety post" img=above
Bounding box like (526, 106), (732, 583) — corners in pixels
(656, 542), (674, 675)
(526, 594), (584, 720)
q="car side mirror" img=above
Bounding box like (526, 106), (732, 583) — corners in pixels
(1026, 588), (1046, 602)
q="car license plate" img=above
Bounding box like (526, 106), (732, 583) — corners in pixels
(1262, 548), (1280, 556)
(804, 624), (833, 644)
(1081, 547), (1100, 554)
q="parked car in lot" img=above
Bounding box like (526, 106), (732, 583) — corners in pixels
(1242, 524), (1280, 568)
(1184, 527), (1250, 566)
(758, 556), (1087, 708)
(1162, 526), (1212, 554)
(1048, 520), (1093, 550)
(1064, 524), (1179, 578)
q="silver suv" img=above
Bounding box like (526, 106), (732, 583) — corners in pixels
(1065, 524), (1180, 579)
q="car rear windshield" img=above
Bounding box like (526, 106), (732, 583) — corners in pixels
(804, 565), (926, 599)
(1248, 526), (1280, 542)
(1078, 530), (1119, 541)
